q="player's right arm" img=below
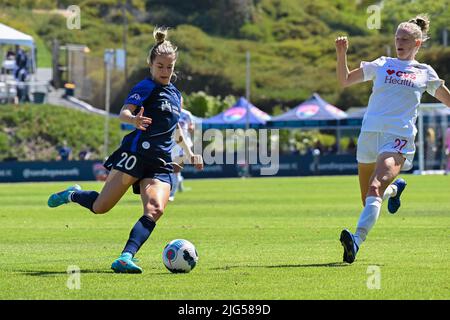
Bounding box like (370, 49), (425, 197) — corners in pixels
(335, 36), (364, 88)
(120, 104), (152, 131)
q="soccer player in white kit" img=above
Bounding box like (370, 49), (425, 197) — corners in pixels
(335, 14), (450, 263)
(169, 107), (195, 201)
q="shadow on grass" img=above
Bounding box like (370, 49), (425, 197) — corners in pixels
(17, 269), (113, 276)
(211, 261), (349, 270)
(18, 262), (355, 276)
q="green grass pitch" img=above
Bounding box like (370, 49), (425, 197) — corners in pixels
(0, 175), (449, 299)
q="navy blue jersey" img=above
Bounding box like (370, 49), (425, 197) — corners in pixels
(121, 78), (181, 163)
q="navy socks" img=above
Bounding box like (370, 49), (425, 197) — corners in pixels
(71, 190), (156, 257)
(122, 215), (156, 256)
(71, 190), (99, 213)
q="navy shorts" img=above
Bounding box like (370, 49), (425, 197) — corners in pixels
(103, 148), (174, 194)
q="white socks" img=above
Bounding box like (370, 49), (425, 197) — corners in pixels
(353, 183), (398, 248)
(382, 184), (398, 201)
(354, 196), (383, 247)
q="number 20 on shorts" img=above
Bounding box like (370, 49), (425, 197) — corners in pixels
(117, 152), (137, 170)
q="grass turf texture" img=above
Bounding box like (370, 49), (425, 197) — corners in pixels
(0, 175), (449, 299)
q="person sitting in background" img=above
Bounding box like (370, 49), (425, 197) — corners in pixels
(6, 49), (15, 59)
(2, 49), (16, 75)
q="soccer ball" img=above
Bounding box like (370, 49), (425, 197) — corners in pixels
(162, 239), (198, 273)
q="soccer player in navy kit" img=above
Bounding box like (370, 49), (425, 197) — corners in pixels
(48, 27), (203, 273)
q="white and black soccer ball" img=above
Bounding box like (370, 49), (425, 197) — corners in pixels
(162, 239), (198, 273)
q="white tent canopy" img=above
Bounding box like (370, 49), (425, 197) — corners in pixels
(0, 23), (36, 74)
(0, 23), (34, 47)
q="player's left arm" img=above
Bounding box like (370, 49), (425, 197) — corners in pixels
(175, 123), (203, 170)
(434, 84), (450, 108)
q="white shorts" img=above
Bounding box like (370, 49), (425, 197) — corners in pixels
(356, 131), (415, 171)
(171, 144), (191, 166)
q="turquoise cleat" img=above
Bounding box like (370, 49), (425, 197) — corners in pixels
(340, 229), (359, 264)
(47, 184), (81, 208)
(388, 178), (407, 214)
(111, 253), (143, 274)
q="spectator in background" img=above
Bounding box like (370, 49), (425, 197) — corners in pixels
(2, 48), (16, 75)
(311, 147), (321, 174)
(14, 46), (28, 79)
(13, 46), (30, 104)
(347, 137), (357, 155)
(78, 147), (92, 160)
(424, 127), (437, 170)
(57, 140), (72, 161)
(15, 67), (29, 104)
(314, 140), (324, 154)
(6, 48), (15, 59)
(329, 141), (338, 154)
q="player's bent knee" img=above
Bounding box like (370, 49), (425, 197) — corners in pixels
(144, 203), (164, 221)
(376, 172), (395, 190)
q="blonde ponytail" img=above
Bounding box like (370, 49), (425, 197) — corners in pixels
(146, 27), (178, 64)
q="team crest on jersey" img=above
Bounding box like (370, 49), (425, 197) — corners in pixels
(142, 141), (150, 149)
(159, 100), (180, 116)
(161, 100), (172, 112)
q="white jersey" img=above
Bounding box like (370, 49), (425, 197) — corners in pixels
(360, 56), (444, 138)
(179, 109), (194, 148)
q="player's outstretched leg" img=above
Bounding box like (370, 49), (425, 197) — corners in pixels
(387, 178), (407, 214)
(340, 229), (359, 264)
(111, 252), (143, 273)
(47, 185), (81, 208)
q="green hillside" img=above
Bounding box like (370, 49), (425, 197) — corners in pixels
(0, 104), (123, 161)
(1, 0), (448, 113)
